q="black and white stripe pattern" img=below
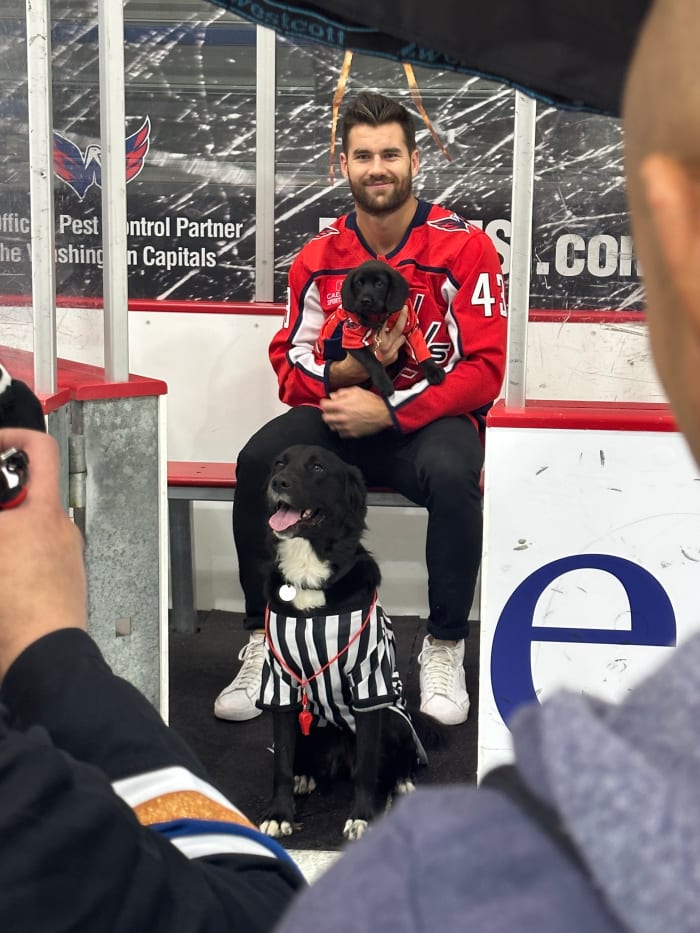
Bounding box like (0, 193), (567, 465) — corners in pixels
(259, 602), (404, 730)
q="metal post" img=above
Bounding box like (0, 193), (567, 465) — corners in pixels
(98, 0), (129, 382)
(255, 25), (276, 301)
(25, 0), (57, 395)
(504, 92), (537, 408)
(168, 499), (198, 635)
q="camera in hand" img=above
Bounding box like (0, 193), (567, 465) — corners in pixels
(0, 448), (29, 509)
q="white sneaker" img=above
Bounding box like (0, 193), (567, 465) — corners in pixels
(214, 631), (266, 721)
(418, 636), (470, 725)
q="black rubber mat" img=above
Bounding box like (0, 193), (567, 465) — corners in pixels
(169, 610), (479, 851)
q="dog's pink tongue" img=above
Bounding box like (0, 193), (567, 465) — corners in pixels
(269, 505), (302, 532)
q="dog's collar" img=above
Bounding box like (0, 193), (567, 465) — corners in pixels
(277, 580), (313, 602)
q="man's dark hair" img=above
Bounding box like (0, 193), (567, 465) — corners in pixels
(340, 92), (417, 154)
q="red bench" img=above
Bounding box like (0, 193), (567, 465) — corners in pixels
(167, 461), (418, 634)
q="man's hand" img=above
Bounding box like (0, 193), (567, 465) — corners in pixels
(371, 305), (408, 366)
(328, 305), (409, 390)
(320, 387), (394, 438)
(0, 429), (86, 680)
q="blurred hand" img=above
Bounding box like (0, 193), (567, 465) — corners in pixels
(0, 429), (86, 679)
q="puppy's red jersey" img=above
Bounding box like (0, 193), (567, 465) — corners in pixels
(313, 299), (433, 366)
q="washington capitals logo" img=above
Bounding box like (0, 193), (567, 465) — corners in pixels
(427, 213), (472, 233)
(314, 225), (340, 240)
(53, 117), (151, 200)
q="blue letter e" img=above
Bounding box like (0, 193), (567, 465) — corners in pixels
(490, 554), (677, 726)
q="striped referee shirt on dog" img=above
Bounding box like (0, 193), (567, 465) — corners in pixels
(259, 601), (407, 731)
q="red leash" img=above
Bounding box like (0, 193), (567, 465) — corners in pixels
(264, 591), (378, 735)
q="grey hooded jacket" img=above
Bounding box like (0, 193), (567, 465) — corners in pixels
(276, 633), (700, 932)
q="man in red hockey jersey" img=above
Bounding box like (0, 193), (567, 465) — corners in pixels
(215, 91), (507, 727)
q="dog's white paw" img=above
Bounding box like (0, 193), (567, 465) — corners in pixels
(343, 818), (369, 841)
(385, 779), (416, 812)
(294, 775), (317, 795)
(260, 819), (294, 838)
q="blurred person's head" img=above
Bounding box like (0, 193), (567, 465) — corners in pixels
(624, 0), (700, 462)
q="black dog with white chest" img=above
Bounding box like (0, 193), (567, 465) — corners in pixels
(338, 259), (446, 397)
(257, 444), (434, 841)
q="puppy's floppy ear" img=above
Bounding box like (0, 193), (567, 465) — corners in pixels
(345, 463), (368, 520)
(384, 268), (410, 313)
(341, 269), (359, 312)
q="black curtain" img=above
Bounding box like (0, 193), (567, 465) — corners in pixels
(206, 0), (651, 115)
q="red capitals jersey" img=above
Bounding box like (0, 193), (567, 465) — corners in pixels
(269, 200), (507, 434)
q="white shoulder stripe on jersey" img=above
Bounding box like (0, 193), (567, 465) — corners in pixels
(290, 279), (328, 379)
(0, 365), (12, 396)
(112, 764), (247, 820)
(169, 832), (283, 862)
(113, 765), (298, 864)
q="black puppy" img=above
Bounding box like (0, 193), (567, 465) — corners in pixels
(258, 444), (435, 841)
(338, 259), (446, 397)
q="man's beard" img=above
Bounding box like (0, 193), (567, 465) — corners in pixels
(348, 173), (413, 216)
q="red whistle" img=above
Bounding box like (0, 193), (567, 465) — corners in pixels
(299, 710), (313, 735)
(298, 692), (313, 736)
